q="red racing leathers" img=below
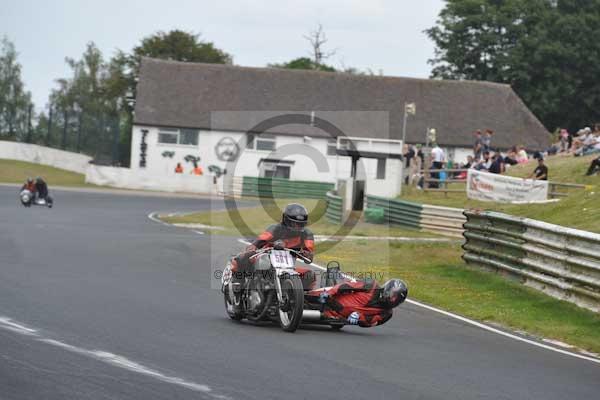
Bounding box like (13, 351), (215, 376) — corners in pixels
(305, 279), (393, 328)
(230, 223), (315, 277)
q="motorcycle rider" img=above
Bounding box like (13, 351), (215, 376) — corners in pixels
(34, 177), (53, 205)
(21, 177), (37, 193)
(304, 274), (408, 327)
(229, 203), (315, 311)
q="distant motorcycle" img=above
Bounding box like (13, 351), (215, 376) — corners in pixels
(222, 245), (307, 332)
(20, 190), (53, 208)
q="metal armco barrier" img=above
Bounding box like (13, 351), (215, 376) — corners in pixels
(463, 210), (600, 312)
(241, 176), (334, 199)
(325, 191), (343, 224)
(365, 195), (422, 229)
(365, 195), (465, 236)
(421, 204), (466, 237)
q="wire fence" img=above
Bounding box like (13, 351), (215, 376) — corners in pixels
(0, 109), (131, 167)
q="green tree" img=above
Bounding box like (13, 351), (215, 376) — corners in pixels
(0, 36), (34, 141)
(114, 30), (232, 165)
(46, 30), (232, 164)
(270, 57), (336, 72)
(426, 0), (600, 132)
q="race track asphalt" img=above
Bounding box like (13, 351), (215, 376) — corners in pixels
(0, 186), (599, 400)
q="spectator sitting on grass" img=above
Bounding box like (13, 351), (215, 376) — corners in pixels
(527, 157), (548, 181)
(504, 147), (518, 166)
(464, 155), (474, 169)
(475, 151), (492, 171)
(516, 146), (529, 163)
(488, 153), (505, 174)
(585, 156), (600, 176)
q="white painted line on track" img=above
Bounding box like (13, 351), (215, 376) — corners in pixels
(148, 212), (204, 235)
(404, 299), (600, 365)
(236, 238), (600, 365)
(148, 212), (171, 226)
(0, 316), (231, 399)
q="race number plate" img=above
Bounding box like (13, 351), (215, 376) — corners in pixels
(270, 250), (294, 270)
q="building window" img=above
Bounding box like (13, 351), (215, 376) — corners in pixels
(158, 128), (198, 146)
(180, 129), (199, 145)
(256, 134), (276, 151)
(327, 139), (337, 156)
(376, 158), (386, 180)
(158, 129), (178, 144)
(246, 133), (276, 151)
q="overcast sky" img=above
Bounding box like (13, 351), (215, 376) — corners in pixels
(2, 0), (444, 110)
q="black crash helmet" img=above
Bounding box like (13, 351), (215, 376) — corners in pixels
(282, 203), (309, 232)
(379, 279), (408, 308)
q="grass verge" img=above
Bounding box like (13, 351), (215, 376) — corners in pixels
(161, 197), (438, 238)
(317, 240), (600, 354)
(0, 159), (88, 186)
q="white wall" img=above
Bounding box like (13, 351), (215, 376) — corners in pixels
(85, 165), (215, 194)
(0, 141), (92, 174)
(131, 125), (400, 195)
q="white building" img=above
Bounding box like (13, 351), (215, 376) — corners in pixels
(129, 58), (549, 197)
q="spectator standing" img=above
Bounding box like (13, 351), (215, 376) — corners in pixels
(403, 144), (415, 184)
(429, 143), (445, 188)
(482, 129), (493, 152)
(175, 163), (184, 173)
(528, 158), (548, 181)
(473, 130), (483, 160)
(416, 144), (425, 166)
(559, 129), (569, 152)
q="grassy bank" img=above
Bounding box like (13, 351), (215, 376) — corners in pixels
(161, 197), (437, 238)
(317, 240), (600, 354)
(401, 154), (600, 232)
(0, 159), (88, 186)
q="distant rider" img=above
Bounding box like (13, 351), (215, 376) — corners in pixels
(21, 177), (37, 193)
(230, 203), (315, 311)
(34, 177), (53, 205)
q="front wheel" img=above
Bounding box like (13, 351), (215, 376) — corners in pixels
(223, 285), (243, 321)
(278, 276), (304, 332)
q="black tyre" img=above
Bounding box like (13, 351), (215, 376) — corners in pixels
(278, 276), (304, 332)
(223, 286), (243, 321)
(330, 323), (344, 331)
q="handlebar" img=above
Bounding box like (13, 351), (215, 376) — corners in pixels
(249, 247), (312, 264)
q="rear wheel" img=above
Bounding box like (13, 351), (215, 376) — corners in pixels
(330, 323), (344, 331)
(278, 276), (304, 332)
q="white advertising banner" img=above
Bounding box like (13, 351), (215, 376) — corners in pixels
(467, 169), (549, 203)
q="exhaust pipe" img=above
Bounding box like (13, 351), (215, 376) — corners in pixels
(302, 310), (323, 321)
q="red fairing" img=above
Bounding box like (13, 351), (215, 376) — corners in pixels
(308, 281), (393, 327)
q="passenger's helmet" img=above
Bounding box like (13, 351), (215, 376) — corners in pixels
(282, 203), (308, 232)
(379, 279), (408, 308)
(35, 176), (43, 184)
